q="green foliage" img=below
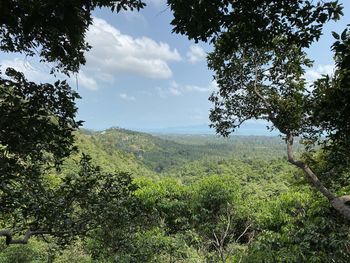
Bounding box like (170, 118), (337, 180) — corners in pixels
(168, 0), (342, 47)
(135, 177), (191, 232)
(0, 68), (82, 241)
(206, 30), (313, 136)
(1, 132), (350, 261)
(168, 0), (350, 223)
(0, 0), (148, 250)
(64, 131), (155, 177)
(0, 239), (93, 263)
(0, 153), (144, 248)
(246, 188), (350, 263)
(84, 128), (235, 172)
(83, 128), (294, 173)
(2, 1), (349, 262)
(0, 239), (48, 263)
(113, 227), (204, 263)
(54, 243), (93, 263)
(0, 68), (81, 167)
(0, 0), (145, 74)
(191, 175), (239, 228)
(310, 26), (350, 168)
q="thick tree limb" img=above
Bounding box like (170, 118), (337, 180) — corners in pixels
(286, 132), (350, 220)
(286, 133), (335, 201)
(0, 229), (49, 245)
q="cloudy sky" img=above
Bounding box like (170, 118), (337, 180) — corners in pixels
(0, 0), (349, 132)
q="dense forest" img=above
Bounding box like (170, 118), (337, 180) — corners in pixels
(1, 0), (350, 262)
(1, 129), (349, 262)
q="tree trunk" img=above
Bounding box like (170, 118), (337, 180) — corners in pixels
(286, 132), (350, 220)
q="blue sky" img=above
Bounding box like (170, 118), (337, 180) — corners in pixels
(0, 0), (349, 132)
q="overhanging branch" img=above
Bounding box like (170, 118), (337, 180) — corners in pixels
(286, 132), (350, 220)
(0, 229), (49, 245)
(286, 132), (335, 201)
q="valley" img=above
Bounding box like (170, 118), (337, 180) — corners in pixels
(2, 128), (347, 262)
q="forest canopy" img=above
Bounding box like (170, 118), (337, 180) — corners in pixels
(168, 0), (350, 220)
(1, 0), (350, 262)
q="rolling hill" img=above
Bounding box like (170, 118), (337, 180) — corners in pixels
(73, 127), (294, 173)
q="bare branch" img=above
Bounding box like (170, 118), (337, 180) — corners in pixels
(212, 230), (221, 249)
(220, 205), (232, 246)
(235, 223), (251, 243)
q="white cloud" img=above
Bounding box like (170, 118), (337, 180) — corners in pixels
(120, 93), (136, 101)
(169, 81), (182, 96)
(184, 84), (212, 93)
(187, 45), (206, 64)
(86, 17), (181, 79)
(157, 80), (217, 97)
(0, 58), (53, 83)
(78, 71), (98, 91)
(305, 64), (335, 84)
(0, 58), (99, 91)
(1, 17), (182, 90)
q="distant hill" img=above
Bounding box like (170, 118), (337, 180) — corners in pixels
(76, 127), (291, 173)
(137, 120), (280, 136)
(61, 129), (155, 177)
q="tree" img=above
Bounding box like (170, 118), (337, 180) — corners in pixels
(168, 0), (350, 219)
(0, 68), (82, 244)
(245, 189), (350, 262)
(0, 152), (141, 247)
(310, 27), (350, 170)
(0, 0), (145, 74)
(0, 0), (146, 245)
(191, 175), (252, 262)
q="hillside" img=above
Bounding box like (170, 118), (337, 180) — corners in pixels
(2, 128), (348, 263)
(78, 128), (294, 173)
(60, 129), (156, 178)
